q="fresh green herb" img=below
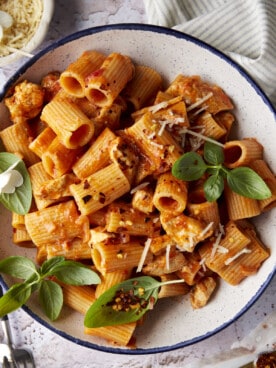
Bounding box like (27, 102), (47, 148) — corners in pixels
(0, 256), (100, 320)
(172, 141), (271, 202)
(84, 276), (184, 328)
(0, 152), (32, 214)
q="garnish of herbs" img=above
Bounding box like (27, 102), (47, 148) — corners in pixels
(172, 141), (271, 202)
(84, 276), (184, 327)
(0, 256), (100, 321)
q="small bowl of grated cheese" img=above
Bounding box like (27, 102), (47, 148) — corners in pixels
(0, 0), (54, 66)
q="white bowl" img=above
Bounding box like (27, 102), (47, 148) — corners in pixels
(0, 0), (54, 67)
(0, 24), (275, 354)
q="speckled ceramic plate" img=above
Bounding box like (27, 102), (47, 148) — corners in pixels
(0, 24), (275, 354)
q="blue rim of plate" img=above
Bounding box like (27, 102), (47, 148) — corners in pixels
(0, 24), (275, 355)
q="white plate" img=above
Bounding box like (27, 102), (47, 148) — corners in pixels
(0, 24), (275, 354)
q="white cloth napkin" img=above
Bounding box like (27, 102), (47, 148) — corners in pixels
(143, 0), (276, 107)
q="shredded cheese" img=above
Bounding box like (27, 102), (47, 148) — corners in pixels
(136, 238), (152, 273)
(199, 222), (214, 238)
(148, 96), (182, 114)
(179, 127), (225, 148)
(225, 248), (252, 266)
(210, 232), (223, 260)
(130, 182), (150, 194)
(199, 257), (207, 272)
(186, 92), (213, 112)
(165, 244), (171, 270)
(149, 140), (164, 149)
(0, 0), (43, 57)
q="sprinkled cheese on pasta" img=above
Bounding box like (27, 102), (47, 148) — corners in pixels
(186, 92), (213, 112)
(0, 0), (43, 57)
(224, 248), (252, 266)
(137, 238), (152, 273)
(165, 244), (171, 270)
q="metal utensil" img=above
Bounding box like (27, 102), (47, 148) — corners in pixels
(0, 284), (36, 368)
(2, 355), (13, 368)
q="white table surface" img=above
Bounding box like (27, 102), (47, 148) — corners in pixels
(0, 1), (275, 367)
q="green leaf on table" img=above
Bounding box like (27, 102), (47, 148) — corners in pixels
(51, 260), (101, 286)
(0, 152), (32, 215)
(0, 256), (37, 280)
(39, 279), (63, 321)
(172, 152), (207, 181)
(227, 167), (271, 199)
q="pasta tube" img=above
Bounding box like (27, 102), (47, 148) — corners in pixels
(41, 98), (94, 149)
(249, 159), (276, 212)
(224, 183), (261, 220)
(153, 172), (188, 215)
(91, 240), (153, 274)
(224, 138), (263, 168)
(41, 137), (82, 178)
(70, 163), (130, 215)
(59, 50), (106, 97)
(72, 127), (117, 179)
(24, 200), (90, 248)
(0, 121), (39, 166)
(122, 64), (162, 110)
(84, 52), (135, 107)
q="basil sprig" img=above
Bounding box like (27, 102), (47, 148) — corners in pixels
(0, 256), (100, 320)
(0, 152), (32, 214)
(84, 276), (184, 327)
(172, 141), (271, 202)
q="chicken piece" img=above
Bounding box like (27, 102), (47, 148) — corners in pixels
(5, 80), (45, 123)
(166, 74), (234, 115)
(41, 72), (61, 102)
(190, 276), (217, 309)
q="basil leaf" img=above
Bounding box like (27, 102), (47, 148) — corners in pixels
(227, 167), (272, 199)
(0, 282), (32, 317)
(51, 260), (101, 285)
(204, 173), (224, 202)
(84, 276), (160, 328)
(39, 280), (63, 321)
(172, 152), (207, 181)
(0, 152), (32, 214)
(39, 256), (65, 276)
(0, 256), (37, 280)
(204, 141), (224, 165)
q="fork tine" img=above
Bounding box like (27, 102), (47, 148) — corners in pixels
(2, 356), (11, 368)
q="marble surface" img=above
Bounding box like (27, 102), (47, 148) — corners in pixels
(0, 1), (275, 367)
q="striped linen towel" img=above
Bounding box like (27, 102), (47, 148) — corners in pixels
(143, 0), (276, 107)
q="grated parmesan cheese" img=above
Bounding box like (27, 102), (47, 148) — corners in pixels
(149, 140), (164, 149)
(0, 0), (43, 57)
(199, 222), (214, 238)
(186, 92), (213, 112)
(136, 238), (152, 273)
(199, 257), (207, 272)
(165, 244), (171, 270)
(130, 181), (150, 194)
(179, 127), (225, 148)
(225, 248), (252, 266)
(210, 232), (223, 260)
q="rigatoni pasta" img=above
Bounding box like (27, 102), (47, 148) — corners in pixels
(0, 49), (274, 348)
